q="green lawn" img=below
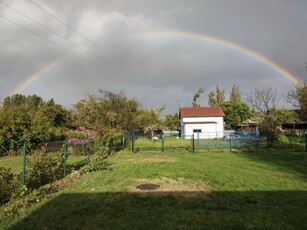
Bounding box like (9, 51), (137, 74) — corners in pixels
(1, 149), (307, 229)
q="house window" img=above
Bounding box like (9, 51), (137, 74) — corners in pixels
(193, 129), (201, 133)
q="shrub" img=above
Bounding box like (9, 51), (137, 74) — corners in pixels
(277, 134), (289, 144)
(0, 167), (18, 204)
(79, 151), (110, 175)
(26, 154), (64, 190)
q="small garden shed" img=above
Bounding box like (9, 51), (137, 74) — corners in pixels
(179, 107), (225, 139)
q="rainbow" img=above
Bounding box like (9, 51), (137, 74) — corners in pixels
(10, 56), (66, 95)
(137, 29), (303, 85)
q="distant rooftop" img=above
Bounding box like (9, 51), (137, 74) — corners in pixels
(179, 107), (224, 118)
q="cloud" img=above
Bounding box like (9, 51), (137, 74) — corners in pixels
(0, 0), (306, 114)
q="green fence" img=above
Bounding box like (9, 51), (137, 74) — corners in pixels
(130, 134), (194, 153)
(192, 131), (260, 151)
(129, 130), (263, 153)
(0, 138), (100, 187)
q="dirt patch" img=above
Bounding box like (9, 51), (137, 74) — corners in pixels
(128, 177), (211, 196)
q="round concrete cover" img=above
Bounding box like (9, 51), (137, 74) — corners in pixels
(136, 184), (160, 190)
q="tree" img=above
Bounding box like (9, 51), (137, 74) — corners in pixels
(0, 95), (71, 152)
(163, 113), (179, 130)
(229, 84), (241, 103)
(192, 88), (205, 107)
(216, 85), (225, 106)
(34, 99), (72, 128)
(287, 83), (307, 121)
(222, 101), (251, 129)
(247, 85), (293, 147)
(247, 85), (276, 115)
(136, 108), (161, 131)
(74, 90), (141, 137)
(208, 85), (225, 107)
(208, 91), (217, 107)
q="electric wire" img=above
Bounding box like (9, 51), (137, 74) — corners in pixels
(28, 0), (146, 82)
(0, 14), (122, 78)
(0, 1), (143, 83)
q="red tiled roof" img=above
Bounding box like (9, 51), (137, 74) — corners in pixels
(179, 107), (224, 118)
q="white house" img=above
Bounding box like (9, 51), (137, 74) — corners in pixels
(179, 107), (225, 139)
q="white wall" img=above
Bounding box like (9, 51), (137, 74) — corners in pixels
(181, 117), (224, 139)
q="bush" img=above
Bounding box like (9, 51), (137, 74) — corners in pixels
(26, 154), (64, 190)
(0, 167), (18, 204)
(277, 134), (289, 144)
(79, 151), (110, 175)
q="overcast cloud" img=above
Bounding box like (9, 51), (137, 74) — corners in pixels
(0, 0), (306, 114)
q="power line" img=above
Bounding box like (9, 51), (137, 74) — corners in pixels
(0, 14), (122, 76)
(0, 1), (141, 83)
(28, 0), (146, 82)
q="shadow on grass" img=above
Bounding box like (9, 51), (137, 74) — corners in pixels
(237, 149), (307, 179)
(8, 190), (307, 229)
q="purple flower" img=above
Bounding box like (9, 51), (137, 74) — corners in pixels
(67, 138), (87, 146)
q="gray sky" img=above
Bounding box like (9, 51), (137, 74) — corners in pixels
(0, 0), (306, 114)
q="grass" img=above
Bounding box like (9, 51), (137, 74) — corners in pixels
(134, 135), (265, 152)
(1, 149), (307, 229)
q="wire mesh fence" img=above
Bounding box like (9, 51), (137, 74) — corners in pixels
(193, 131), (260, 151)
(128, 130), (261, 153)
(0, 138), (108, 188)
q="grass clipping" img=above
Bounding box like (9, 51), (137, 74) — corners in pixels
(129, 177), (210, 196)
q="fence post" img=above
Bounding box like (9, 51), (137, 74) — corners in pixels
(131, 134), (135, 153)
(192, 134), (195, 153)
(162, 137), (165, 153)
(256, 127), (259, 147)
(230, 135), (232, 152)
(197, 131), (200, 146)
(305, 133), (307, 152)
(64, 140), (67, 177)
(22, 142), (26, 187)
(87, 138), (90, 161)
(122, 131), (125, 148)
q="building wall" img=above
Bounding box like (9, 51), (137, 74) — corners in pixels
(181, 117), (224, 139)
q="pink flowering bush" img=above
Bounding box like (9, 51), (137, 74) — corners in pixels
(67, 138), (87, 146)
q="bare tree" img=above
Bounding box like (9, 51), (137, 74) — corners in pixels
(247, 85), (276, 115)
(247, 85), (277, 147)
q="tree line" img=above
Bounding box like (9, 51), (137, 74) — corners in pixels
(192, 83), (307, 146)
(0, 83), (306, 153)
(0, 91), (168, 154)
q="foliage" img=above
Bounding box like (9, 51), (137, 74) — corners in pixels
(247, 85), (279, 147)
(256, 107), (297, 147)
(0, 95), (71, 153)
(0, 167), (18, 204)
(222, 101), (251, 129)
(192, 88), (205, 107)
(79, 152), (110, 175)
(208, 85), (226, 106)
(229, 84), (241, 103)
(277, 134), (289, 144)
(216, 85), (225, 106)
(163, 113), (179, 130)
(26, 153), (64, 190)
(208, 90), (217, 106)
(74, 90), (141, 137)
(136, 108), (162, 130)
(207, 84), (251, 129)
(287, 82), (307, 121)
